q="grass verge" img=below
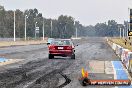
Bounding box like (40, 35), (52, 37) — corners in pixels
(0, 40), (46, 47)
(109, 37), (132, 50)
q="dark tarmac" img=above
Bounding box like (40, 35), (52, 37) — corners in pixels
(0, 37), (119, 88)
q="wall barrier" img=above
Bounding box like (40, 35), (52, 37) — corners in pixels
(129, 59), (132, 73)
(107, 38), (132, 73)
(112, 43), (117, 51)
(115, 45), (123, 57)
(121, 49), (130, 63)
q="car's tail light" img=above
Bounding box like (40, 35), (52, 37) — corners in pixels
(49, 45), (55, 50)
(67, 46), (72, 50)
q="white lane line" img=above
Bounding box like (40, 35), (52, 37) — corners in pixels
(111, 61), (118, 88)
(111, 61), (117, 80)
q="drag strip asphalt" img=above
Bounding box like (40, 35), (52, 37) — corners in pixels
(0, 37), (123, 88)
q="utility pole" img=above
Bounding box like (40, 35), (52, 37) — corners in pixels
(43, 18), (45, 40)
(74, 20), (77, 38)
(76, 27), (78, 38)
(126, 22), (128, 37)
(129, 8), (131, 32)
(35, 22), (37, 39)
(123, 28), (125, 38)
(124, 24), (127, 37)
(51, 20), (53, 38)
(14, 11), (16, 42)
(25, 15), (27, 41)
(59, 22), (62, 38)
(120, 28), (122, 38)
(64, 25), (67, 38)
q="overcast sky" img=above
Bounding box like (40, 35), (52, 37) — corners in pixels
(0, 0), (132, 26)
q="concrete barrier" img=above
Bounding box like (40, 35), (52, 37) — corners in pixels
(107, 38), (132, 73)
(129, 59), (132, 73)
(115, 45), (123, 57)
(121, 49), (130, 64)
(127, 52), (132, 73)
(112, 43), (117, 51)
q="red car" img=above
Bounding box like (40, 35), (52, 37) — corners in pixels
(48, 39), (75, 59)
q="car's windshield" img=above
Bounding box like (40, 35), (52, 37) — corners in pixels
(51, 40), (72, 46)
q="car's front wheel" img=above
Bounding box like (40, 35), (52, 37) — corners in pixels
(71, 54), (75, 59)
(49, 54), (54, 59)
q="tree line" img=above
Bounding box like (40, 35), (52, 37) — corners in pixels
(0, 5), (127, 39)
(0, 5), (79, 39)
(84, 20), (127, 37)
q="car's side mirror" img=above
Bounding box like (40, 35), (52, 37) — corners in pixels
(47, 43), (50, 45)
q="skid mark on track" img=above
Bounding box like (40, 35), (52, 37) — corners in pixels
(56, 73), (71, 88)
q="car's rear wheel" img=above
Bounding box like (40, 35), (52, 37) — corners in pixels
(49, 54), (54, 59)
(71, 54), (75, 59)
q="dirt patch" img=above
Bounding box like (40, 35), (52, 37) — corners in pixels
(0, 40), (46, 48)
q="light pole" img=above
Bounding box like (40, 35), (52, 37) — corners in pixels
(43, 18), (45, 40)
(126, 21), (129, 37)
(25, 15), (28, 41)
(14, 11), (16, 41)
(124, 24), (126, 37)
(76, 27), (78, 38)
(35, 22), (37, 39)
(126, 22), (128, 37)
(65, 25), (67, 31)
(64, 25), (67, 38)
(63, 22), (68, 38)
(123, 27), (125, 38)
(128, 8), (131, 32)
(59, 22), (62, 38)
(74, 21), (78, 38)
(120, 28), (122, 38)
(51, 20), (53, 38)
